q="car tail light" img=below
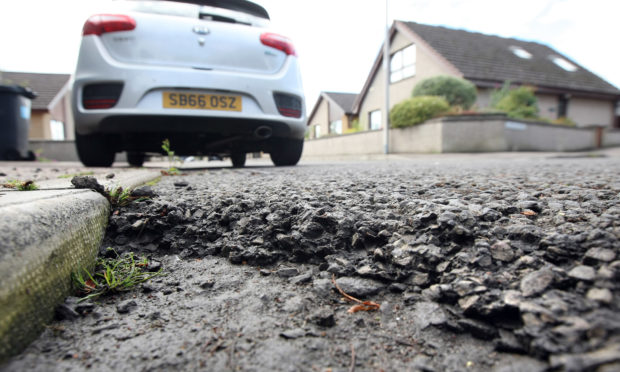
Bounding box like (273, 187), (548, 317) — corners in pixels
(273, 93), (302, 118)
(260, 33), (297, 56)
(83, 14), (136, 36)
(82, 83), (123, 109)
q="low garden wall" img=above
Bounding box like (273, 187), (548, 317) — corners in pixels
(603, 129), (620, 147)
(303, 114), (618, 156)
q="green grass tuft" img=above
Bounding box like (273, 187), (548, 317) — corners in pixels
(73, 249), (162, 302)
(2, 180), (39, 191)
(107, 186), (134, 207)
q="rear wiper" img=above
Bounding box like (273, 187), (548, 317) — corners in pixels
(199, 13), (250, 25)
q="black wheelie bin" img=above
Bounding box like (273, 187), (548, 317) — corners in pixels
(0, 85), (37, 160)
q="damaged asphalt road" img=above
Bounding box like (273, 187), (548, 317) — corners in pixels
(3, 155), (620, 371)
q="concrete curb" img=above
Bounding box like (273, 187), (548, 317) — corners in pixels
(0, 170), (161, 362)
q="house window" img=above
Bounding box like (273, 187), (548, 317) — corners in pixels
(510, 46), (532, 59)
(551, 56), (577, 72)
(50, 120), (65, 140)
(314, 124), (321, 139)
(369, 110), (382, 130)
(329, 119), (342, 135)
(390, 44), (416, 83)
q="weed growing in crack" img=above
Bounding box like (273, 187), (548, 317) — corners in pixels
(161, 138), (181, 175)
(105, 186), (152, 208)
(73, 249), (162, 302)
(107, 186), (133, 208)
(2, 180), (39, 191)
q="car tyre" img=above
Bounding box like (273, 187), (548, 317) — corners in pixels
(270, 138), (303, 166)
(75, 132), (115, 167)
(231, 152), (246, 168)
(127, 151), (145, 167)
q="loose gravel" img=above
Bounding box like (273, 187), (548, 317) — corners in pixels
(3, 155), (620, 372)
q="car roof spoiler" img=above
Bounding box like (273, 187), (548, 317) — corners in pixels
(165, 0), (269, 19)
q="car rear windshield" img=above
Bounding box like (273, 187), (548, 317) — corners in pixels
(120, 0), (269, 26)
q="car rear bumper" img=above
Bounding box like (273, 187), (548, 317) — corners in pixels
(86, 114), (298, 155)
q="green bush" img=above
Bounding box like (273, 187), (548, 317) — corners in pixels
(344, 118), (361, 134)
(489, 81), (512, 107)
(412, 75), (477, 109)
(390, 96), (450, 128)
(493, 86), (538, 119)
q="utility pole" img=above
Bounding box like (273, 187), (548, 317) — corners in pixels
(382, 0), (390, 154)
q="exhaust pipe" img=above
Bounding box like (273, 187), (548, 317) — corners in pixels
(254, 126), (273, 139)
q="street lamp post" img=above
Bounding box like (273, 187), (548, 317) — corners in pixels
(382, 0), (390, 154)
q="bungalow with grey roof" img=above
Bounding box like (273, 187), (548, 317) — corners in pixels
(353, 21), (620, 131)
(307, 91), (358, 139)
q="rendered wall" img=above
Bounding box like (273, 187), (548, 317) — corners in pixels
(603, 130), (620, 147)
(307, 98), (329, 139)
(537, 94), (559, 121)
(28, 111), (51, 140)
(302, 130), (383, 157)
(568, 97), (614, 127)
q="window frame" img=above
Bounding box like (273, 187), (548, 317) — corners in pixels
(329, 119), (343, 135)
(390, 44), (416, 83)
(50, 120), (65, 140)
(369, 109), (382, 130)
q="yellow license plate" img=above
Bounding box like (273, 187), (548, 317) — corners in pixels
(162, 92), (242, 111)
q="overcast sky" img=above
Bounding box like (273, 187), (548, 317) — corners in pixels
(0, 0), (618, 108)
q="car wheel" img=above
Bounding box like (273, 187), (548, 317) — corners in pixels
(270, 139), (303, 166)
(127, 151), (145, 167)
(75, 132), (115, 167)
(231, 152), (246, 168)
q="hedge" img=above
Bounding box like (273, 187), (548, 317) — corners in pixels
(390, 96), (450, 128)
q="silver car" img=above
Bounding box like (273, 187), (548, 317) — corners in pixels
(72, 0), (306, 167)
